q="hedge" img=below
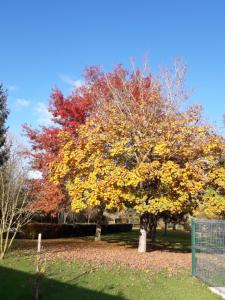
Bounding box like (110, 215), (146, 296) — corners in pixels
(101, 224), (133, 234)
(18, 223), (133, 239)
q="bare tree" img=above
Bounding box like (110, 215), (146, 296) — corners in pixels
(0, 136), (34, 259)
(159, 57), (190, 110)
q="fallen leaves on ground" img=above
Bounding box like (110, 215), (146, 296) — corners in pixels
(17, 238), (191, 273)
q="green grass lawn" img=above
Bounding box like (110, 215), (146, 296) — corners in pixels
(0, 256), (220, 300)
(0, 229), (220, 300)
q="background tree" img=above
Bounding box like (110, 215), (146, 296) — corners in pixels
(0, 83), (9, 166)
(24, 85), (94, 216)
(0, 137), (34, 259)
(194, 126), (225, 219)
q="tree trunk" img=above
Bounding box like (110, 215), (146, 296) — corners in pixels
(72, 213), (76, 225)
(147, 215), (157, 242)
(57, 213), (61, 224)
(138, 213), (148, 252)
(138, 228), (147, 252)
(95, 222), (102, 241)
(95, 208), (104, 241)
(164, 220), (168, 236)
(151, 223), (157, 242)
(173, 223), (176, 231)
(63, 212), (68, 224)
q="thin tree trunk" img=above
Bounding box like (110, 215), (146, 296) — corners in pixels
(87, 216), (90, 224)
(63, 212), (68, 224)
(57, 213), (61, 224)
(164, 220), (168, 236)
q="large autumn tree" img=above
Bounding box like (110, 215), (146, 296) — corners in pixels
(49, 63), (224, 249)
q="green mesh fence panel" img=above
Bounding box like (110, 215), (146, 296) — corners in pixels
(192, 218), (225, 286)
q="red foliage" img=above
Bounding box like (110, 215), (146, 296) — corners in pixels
(29, 179), (65, 214)
(49, 89), (93, 129)
(24, 72), (98, 213)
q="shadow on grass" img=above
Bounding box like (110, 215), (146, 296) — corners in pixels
(12, 229), (191, 255)
(101, 229), (191, 253)
(0, 265), (127, 300)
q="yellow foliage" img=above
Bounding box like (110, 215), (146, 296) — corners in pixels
(48, 77), (224, 218)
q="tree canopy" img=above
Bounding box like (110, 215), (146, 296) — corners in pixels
(48, 65), (224, 220)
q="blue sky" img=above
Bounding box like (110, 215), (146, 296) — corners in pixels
(1, 0), (225, 142)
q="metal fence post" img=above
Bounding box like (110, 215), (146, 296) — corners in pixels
(192, 218), (196, 276)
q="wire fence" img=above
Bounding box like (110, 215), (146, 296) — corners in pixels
(192, 218), (225, 286)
